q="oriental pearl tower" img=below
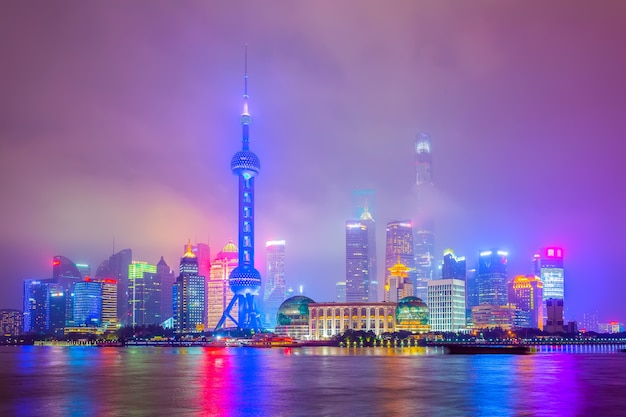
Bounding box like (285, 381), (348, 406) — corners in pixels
(215, 48), (263, 331)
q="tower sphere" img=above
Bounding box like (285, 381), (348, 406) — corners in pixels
(231, 150), (261, 179)
(229, 264), (262, 295)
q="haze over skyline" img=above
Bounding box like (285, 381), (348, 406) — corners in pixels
(1, 1), (624, 322)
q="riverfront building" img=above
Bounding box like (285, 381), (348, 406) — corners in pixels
(508, 275), (543, 330)
(309, 301), (396, 340)
(0, 309), (23, 337)
(427, 278), (466, 332)
(263, 240), (286, 329)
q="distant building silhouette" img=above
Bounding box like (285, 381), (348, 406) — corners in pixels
(345, 219), (373, 302)
(263, 240), (286, 329)
(384, 221), (415, 301)
(207, 242), (238, 329)
(96, 249), (132, 325)
(477, 249), (509, 306)
(174, 243), (206, 333)
(508, 275), (543, 330)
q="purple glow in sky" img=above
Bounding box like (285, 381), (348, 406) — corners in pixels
(1, 1), (625, 322)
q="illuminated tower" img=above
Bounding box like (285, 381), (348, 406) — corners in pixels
(387, 258), (414, 302)
(477, 249), (509, 306)
(345, 220), (371, 302)
(533, 247), (564, 302)
(174, 243), (206, 333)
(414, 133), (435, 302)
(263, 240), (286, 329)
(508, 275), (543, 330)
(207, 242), (238, 329)
(215, 49), (262, 331)
(384, 221), (415, 301)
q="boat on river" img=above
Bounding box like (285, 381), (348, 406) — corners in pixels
(441, 344), (531, 355)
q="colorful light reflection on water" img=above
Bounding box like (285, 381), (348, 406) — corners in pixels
(1, 345), (625, 416)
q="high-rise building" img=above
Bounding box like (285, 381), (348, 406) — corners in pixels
(345, 220), (371, 302)
(96, 249), (132, 325)
(48, 286), (67, 335)
(477, 249), (509, 306)
(427, 279), (466, 332)
(53, 256), (83, 290)
(414, 230), (435, 302)
(352, 189), (377, 221)
(335, 281), (346, 302)
(508, 275), (544, 330)
(385, 221), (415, 301)
(545, 298), (564, 333)
(93, 278), (118, 332)
(414, 133), (435, 303)
(441, 249), (466, 281)
(215, 49), (263, 331)
(533, 247), (564, 302)
(23, 279), (52, 334)
(207, 242), (238, 329)
(153, 257), (175, 324)
(0, 309), (23, 337)
(128, 261), (157, 326)
(174, 244), (206, 333)
(386, 259), (414, 302)
(263, 240), (286, 329)
(73, 280), (103, 327)
(75, 263), (91, 280)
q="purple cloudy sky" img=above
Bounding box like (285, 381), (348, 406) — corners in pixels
(1, 1), (624, 322)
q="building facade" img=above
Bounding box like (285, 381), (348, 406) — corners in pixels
(534, 247), (564, 302)
(508, 275), (543, 330)
(345, 221), (372, 302)
(477, 249), (509, 306)
(384, 221), (415, 301)
(263, 240), (286, 329)
(545, 298), (564, 333)
(427, 278), (466, 332)
(128, 261), (157, 326)
(309, 302), (396, 340)
(1, 309), (23, 337)
(174, 244), (206, 333)
(207, 242), (238, 329)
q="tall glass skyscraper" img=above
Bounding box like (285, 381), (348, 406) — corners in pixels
(477, 249), (509, 306)
(414, 133), (435, 303)
(263, 240), (286, 329)
(96, 249), (132, 325)
(384, 221), (415, 301)
(128, 261), (157, 326)
(345, 221), (372, 302)
(174, 244), (206, 333)
(73, 280), (102, 327)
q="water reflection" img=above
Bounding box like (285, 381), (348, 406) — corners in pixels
(1, 345), (625, 416)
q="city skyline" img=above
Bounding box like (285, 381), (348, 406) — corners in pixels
(1, 1), (625, 322)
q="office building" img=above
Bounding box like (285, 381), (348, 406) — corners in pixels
(96, 249), (132, 325)
(533, 247), (564, 302)
(427, 279), (466, 332)
(93, 278), (118, 332)
(152, 257), (175, 324)
(1, 309), (23, 337)
(23, 279), (52, 334)
(471, 304), (514, 330)
(414, 133), (435, 303)
(73, 280), (103, 327)
(128, 261), (157, 326)
(335, 281), (346, 302)
(508, 275), (543, 329)
(441, 249), (466, 281)
(345, 220), (372, 302)
(207, 242), (238, 329)
(545, 298), (564, 333)
(263, 240), (286, 329)
(384, 221), (415, 301)
(174, 244), (206, 333)
(477, 249), (509, 306)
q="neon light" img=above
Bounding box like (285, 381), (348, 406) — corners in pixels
(479, 251), (492, 257)
(266, 240), (286, 247)
(52, 260), (60, 266)
(497, 251), (508, 256)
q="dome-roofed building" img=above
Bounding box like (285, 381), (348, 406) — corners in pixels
(275, 295), (315, 340)
(395, 296), (430, 333)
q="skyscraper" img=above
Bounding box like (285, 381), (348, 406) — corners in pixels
(384, 221), (415, 301)
(92, 278), (118, 332)
(477, 249), (509, 306)
(96, 249), (132, 325)
(263, 240), (286, 329)
(386, 259), (414, 302)
(508, 275), (543, 330)
(73, 280), (103, 327)
(154, 257), (175, 323)
(414, 133), (435, 303)
(215, 48), (263, 331)
(335, 281), (346, 302)
(345, 221), (371, 302)
(441, 249), (466, 281)
(128, 261), (157, 326)
(174, 244), (206, 333)
(533, 247), (564, 302)
(207, 242), (238, 329)
(23, 279), (52, 334)
(53, 255), (83, 291)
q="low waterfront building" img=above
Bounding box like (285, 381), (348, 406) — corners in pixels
(471, 304), (514, 330)
(275, 296), (315, 340)
(1, 309), (24, 337)
(395, 297), (430, 333)
(309, 301), (396, 340)
(427, 279), (466, 332)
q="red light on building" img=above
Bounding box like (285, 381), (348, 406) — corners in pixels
(52, 260), (61, 266)
(545, 247), (563, 258)
(101, 278), (117, 284)
(85, 277), (91, 282)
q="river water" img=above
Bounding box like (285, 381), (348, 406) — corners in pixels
(1, 345), (625, 416)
